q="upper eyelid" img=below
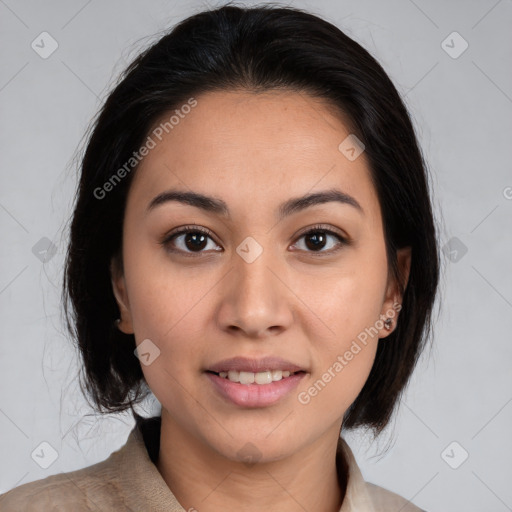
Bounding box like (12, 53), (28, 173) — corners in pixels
(163, 225), (216, 242)
(295, 224), (348, 240)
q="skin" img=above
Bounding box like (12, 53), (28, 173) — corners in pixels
(111, 89), (411, 512)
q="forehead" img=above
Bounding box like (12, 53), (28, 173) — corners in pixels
(128, 90), (380, 222)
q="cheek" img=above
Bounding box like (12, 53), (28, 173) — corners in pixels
(292, 245), (387, 415)
(299, 342), (378, 417)
(295, 274), (382, 422)
(126, 268), (210, 358)
(121, 235), (218, 390)
(295, 241), (389, 346)
(122, 228), (201, 335)
(126, 269), (209, 411)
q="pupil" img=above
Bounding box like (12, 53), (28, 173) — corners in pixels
(306, 232), (326, 251)
(183, 232), (327, 252)
(185, 232), (207, 251)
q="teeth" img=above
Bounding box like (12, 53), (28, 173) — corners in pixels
(237, 371), (254, 385)
(272, 370), (282, 381)
(216, 369), (297, 384)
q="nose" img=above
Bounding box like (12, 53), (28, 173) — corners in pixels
(215, 246), (294, 339)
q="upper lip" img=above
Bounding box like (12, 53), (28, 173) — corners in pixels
(206, 356), (307, 374)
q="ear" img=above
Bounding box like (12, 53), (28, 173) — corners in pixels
(110, 255), (134, 335)
(378, 246), (411, 338)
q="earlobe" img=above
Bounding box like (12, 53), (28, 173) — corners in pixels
(110, 258), (134, 335)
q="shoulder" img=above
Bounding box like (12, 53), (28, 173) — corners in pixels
(365, 481), (427, 512)
(0, 454), (127, 511)
(0, 416), (164, 512)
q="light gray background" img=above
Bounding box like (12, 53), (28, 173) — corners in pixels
(1, 1), (511, 511)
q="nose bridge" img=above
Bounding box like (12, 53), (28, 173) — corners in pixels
(235, 240), (279, 309)
(217, 239), (292, 336)
(238, 250), (274, 294)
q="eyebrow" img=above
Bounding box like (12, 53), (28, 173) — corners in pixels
(146, 188), (364, 219)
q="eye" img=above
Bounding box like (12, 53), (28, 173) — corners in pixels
(160, 225), (222, 256)
(292, 225), (348, 255)
(160, 224), (349, 257)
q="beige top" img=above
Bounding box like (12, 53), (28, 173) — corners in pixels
(0, 416), (425, 511)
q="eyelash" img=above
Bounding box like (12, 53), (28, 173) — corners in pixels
(160, 224), (349, 258)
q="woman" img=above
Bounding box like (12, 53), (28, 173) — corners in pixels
(0, 4), (439, 511)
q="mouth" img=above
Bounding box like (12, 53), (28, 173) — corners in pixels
(205, 370), (307, 408)
(204, 356), (308, 407)
(205, 369), (306, 385)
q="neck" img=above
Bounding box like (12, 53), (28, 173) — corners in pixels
(155, 410), (347, 512)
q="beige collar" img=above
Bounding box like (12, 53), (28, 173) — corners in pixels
(336, 435), (378, 511)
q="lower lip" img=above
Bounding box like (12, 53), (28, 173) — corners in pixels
(205, 371), (306, 408)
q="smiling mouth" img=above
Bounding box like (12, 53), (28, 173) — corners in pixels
(206, 369), (305, 385)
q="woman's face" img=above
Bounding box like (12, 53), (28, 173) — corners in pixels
(112, 90), (409, 462)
